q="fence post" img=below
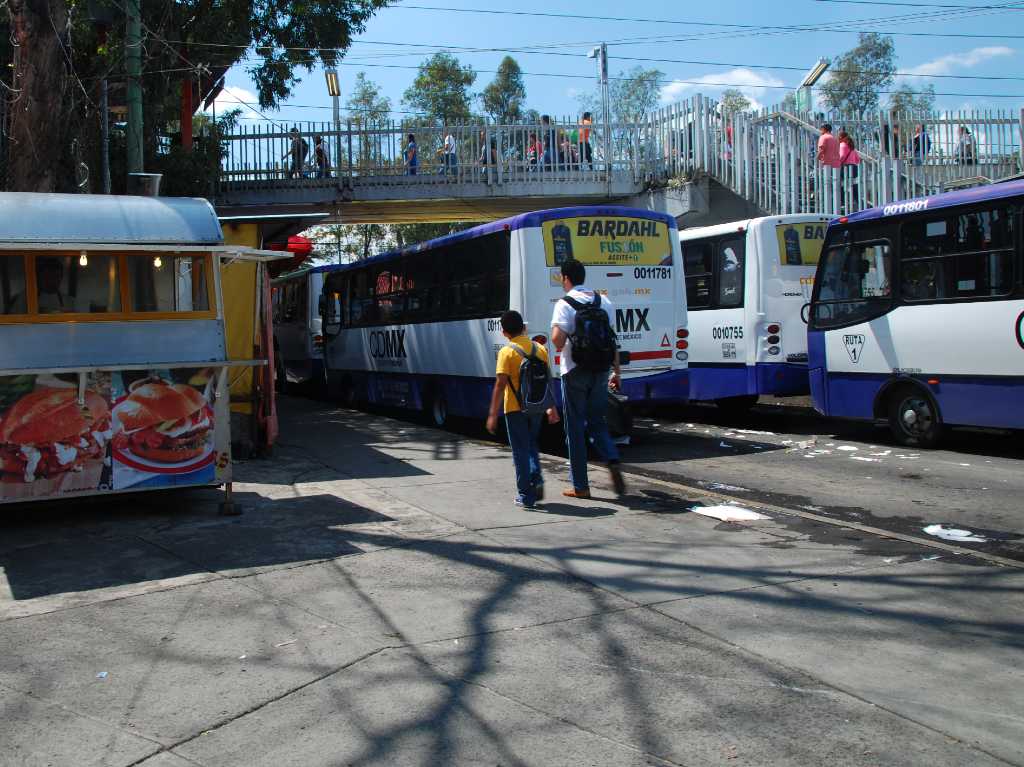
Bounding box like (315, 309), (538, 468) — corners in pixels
(346, 120), (353, 181)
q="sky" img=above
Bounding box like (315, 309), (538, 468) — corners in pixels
(205, 0), (1024, 127)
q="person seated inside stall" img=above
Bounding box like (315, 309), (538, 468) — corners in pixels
(7, 257), (80, 314)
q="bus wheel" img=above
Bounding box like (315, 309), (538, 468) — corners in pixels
(428, 389), (448, 428)
(887, 387), (942, 448)
(714, 395), (759, 415)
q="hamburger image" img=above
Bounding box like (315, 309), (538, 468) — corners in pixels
(113, 382), (212, 464)
(0, 386), (112, 494)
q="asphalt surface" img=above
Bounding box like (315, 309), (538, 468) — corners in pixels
(1, 394), (1022, 766)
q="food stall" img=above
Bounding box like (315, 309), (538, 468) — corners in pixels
(0, 192), (282, 511)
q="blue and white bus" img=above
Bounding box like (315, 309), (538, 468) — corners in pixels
(807, 180), (1024, 447)
(320, 206), (689, 426)
(272, 265), (340, 392)
(681, 215), (831, 412)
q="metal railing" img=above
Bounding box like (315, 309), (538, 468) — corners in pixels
(216, 99), (1024, 216)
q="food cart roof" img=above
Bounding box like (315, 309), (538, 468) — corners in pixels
(0, 192), (223, 245)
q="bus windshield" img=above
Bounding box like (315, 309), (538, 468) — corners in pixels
(810, 240), (893, 330)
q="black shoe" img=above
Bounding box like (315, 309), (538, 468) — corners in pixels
(533, 482), (545, 502)
(608, 462), (626, 496)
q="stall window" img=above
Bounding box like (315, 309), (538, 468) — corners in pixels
(0, 255), (28, 315)
(683, 240), (714, 309)
(128, 255), (210, 313)
(36, 254), (121, 314)
(900, 206), (1015, 302)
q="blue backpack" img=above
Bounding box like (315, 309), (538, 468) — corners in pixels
(508, 342), (551, 415)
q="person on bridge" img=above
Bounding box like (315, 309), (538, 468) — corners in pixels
(441, 128), (456, 175)
(313, 135), (330, 179)
(579, 112), (593, 169)
(838, 130), (861, 212)
(817, 124), (841, 170)
(551, 258), (626, 499)
(486, 310), (560, 509)
(405, 133), (418, 175)
(282, 128), (308, 179)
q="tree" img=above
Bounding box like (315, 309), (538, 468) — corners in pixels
(819, 32), (896, 115)
(579, 66), (663, 157)
(346, 73), (392, 167)
(402, 53), (476, 124)
(480, 56), (526, 124)
(3, 0), (388, 192)
(889, 83), (936, 115)
(720, 89), (752, 116)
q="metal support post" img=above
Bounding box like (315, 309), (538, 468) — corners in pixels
(125, 0), (143, 174)
(100, 79), (111, 194)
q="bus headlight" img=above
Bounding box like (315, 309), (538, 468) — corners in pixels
(675, 351), (688, 361)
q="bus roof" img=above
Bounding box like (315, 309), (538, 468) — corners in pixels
(680, 214), (833, 241)
(842, 178), (1024, 226)
(272, 263), (345, 282)
(331, 206), (679, 271)
(0, 192), (223, 245)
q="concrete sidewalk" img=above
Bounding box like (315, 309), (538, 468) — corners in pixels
(1, 396), (1021, 767)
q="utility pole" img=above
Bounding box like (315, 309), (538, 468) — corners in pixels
(126, 0), (143, 174)
(588, 43), (611, 191)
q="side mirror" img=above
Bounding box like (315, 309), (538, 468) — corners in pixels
(800, 302), (810, 324)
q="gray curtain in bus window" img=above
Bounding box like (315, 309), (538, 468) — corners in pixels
(717, 237), (745, 308)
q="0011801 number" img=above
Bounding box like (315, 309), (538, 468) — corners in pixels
(633, 267), (671, 280)
(712, 326), (744, 340)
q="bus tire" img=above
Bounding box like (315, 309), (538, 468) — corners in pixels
(426, 387), (448, 428)
(714, 394), (759, 415)
(887, 385), (942, 448)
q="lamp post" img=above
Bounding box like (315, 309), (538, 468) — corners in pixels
(588, 43), (610, 189)
(795, 58), (830, 116)
(324, 67), (341, 173)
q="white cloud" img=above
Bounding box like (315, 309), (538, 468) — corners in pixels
(659, 68), (785, 111)
(566, 87), (583, 101)
(203, 85), (258, 115)
(902, 46), (1014, 80)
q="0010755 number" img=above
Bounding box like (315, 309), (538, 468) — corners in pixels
(633, 267), (671, 280)
(712, 325), (744, 340)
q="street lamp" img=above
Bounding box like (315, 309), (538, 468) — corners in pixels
(795, 58), (830, 115)
(588, 43), (611, 188)
(324, 67), (341, 174)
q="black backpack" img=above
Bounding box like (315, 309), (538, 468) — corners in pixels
(563, 294), (617, 372)
(508, 342), (551, 415)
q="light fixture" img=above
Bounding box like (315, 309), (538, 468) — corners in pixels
(801, 59), (831, 88)
(324, 67), (340, 98)
(153, 256), (163, 268)
(79, 251), (88, 267)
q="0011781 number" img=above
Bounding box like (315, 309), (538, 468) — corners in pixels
(486, 318), (502, 332)
(712, 325), (744, 340)
(633, 267), (671, 280)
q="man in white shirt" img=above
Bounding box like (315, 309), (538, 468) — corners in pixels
(442, 129), (456, 176)
(550, 258), (625, 499)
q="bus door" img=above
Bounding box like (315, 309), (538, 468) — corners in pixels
(683, 233), (750, 400)
(275, 277), (309, 380)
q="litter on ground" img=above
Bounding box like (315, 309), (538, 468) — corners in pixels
(691, 505), (769, 522)
(923, 524), (987, 543)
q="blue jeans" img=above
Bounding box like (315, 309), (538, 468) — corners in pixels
(561, 369), (619, 491)
(505, 411), (543, 504)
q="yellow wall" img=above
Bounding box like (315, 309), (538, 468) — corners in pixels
(221, 224), (261, 415)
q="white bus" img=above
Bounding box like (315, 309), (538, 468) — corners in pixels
(320, 206), (688, 425)
(271, 265), (338, 391)
(807, 180), (1024, 447)
(680, 215), (831, 411)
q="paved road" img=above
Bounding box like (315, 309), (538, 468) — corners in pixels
(1, 395), (1022, 766)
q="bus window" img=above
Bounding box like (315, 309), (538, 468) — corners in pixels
(36, 254), (121, 314)
(405, 257), (441, 322)
(717, 237), (745, 308)
(1, 256), (28, 314)
(128, 255), (210, 313)
(349, 270), (372, 326)
(811, 241), (892, 329)
(322, 273), (344, 334)
(684, 240), (714, 309)
(374, 266), (405, 324)
(901, 206), (1015, 301)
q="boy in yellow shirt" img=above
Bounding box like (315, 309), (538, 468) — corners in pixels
(486, 310), (559, 508)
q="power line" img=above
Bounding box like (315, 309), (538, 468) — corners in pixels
(816, 0), (1022, 7)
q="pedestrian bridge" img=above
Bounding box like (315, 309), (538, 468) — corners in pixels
(213, 98), (1023, 225)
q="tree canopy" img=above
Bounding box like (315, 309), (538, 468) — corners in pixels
(819, 32), (896, 115)
(889, 83), (936, 114)
(480, 56), (526, 123)
(402, 52), (477, 124)
(720, 89), (752, 116)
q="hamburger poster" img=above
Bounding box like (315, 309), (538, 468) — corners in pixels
(0, 373), (114, 500)
(111, 370), (217, 490)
